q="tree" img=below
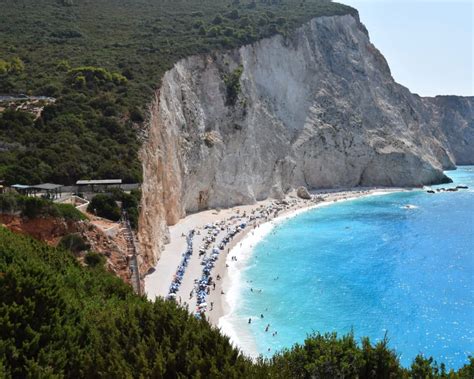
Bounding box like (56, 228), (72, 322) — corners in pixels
(8, 57), (25, 74)
(227, 9), (239, 20)
(87, 194), (121, 221)
(212, 14), (223, 25)
(0, 60), (9, 75)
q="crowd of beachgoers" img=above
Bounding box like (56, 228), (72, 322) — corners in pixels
(164, 198), (317, 318)
(146, 187), (404, 334)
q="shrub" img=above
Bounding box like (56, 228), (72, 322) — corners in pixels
(87, 194), (121, 221)
(226, 9), (239, 20)
(223, 66), (243, 106)
(0, 60), (9, 75)
(193, 20), (204, 29)
(129, 107), (144, 123)
(223, 27), (235, 37)
(21, 197), (57, 219)
(67, 66), (127, 90)
(276, 16), (287, 25)
(54, 203), (87, 221)
(59, 233), (89, 253)
(0, 193), (18, 214)
(108, 188), (140, 229)
(212, 14), (223, 25)
(8, 57), (24, 74)
(207, 26), (221, 37)
(84, 251), (106, 267)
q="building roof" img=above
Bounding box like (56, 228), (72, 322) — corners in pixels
(11, 184), (31, 189)
(31, 183), (63, 191)
(76, 179), (122, 185)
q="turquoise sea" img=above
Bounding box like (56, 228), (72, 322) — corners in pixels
(231, 166), (474, 369)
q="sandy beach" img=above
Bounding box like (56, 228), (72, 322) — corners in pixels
(144, 187), (405, 349)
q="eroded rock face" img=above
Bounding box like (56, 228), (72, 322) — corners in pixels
(422, 96), (474, 165)
(297, 187), (312, 200)
(138, 14), (473, 265)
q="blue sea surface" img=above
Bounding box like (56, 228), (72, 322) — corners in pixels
(234, 166), (474, 368)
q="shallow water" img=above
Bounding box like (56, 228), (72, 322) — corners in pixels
(230, 166), (474, 368)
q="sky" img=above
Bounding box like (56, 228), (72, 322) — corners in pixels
(338, 0), (473, 96)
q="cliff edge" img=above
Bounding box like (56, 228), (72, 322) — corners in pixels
(139, 14), (473, 266)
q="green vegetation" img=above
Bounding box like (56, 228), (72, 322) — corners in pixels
(0, 57), (24, 76)
(111, 188), (141, 229)
(87, 189), (141, 228)
(1, 1), (472, 376)
(84, 251), (106, 268)
(87, 193), (121, 221)
(0, 0), (355, 186)
(0, 228), (472, 378)
(58, 233), (89, 254)
(0, 228), (253, 377)
(224, 65), (244, 106)
(0, 192), (86, 221)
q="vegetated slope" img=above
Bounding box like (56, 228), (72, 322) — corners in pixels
(1, 227), (473, 378)
(0, 227), (254, 377)
(0, 0), (355, 185)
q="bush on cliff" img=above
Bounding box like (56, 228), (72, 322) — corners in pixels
(224, 65), (244, 106)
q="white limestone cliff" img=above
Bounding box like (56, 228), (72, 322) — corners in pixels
(138, 14), (473, 266)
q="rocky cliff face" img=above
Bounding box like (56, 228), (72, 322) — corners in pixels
(138, 14), (473, 264)
(422, 96), (474, 165)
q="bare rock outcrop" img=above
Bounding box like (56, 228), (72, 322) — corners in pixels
(297, 187), (312, 200)
(139, 14), (473, 265)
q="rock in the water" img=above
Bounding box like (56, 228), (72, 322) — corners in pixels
(297, 187), (312, 200)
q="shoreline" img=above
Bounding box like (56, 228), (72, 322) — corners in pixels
(144, 187), (407, 355)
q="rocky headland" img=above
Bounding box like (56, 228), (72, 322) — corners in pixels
(138, 14), (473, 268)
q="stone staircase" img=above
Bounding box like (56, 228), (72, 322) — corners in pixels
(122, 212), (141, 296)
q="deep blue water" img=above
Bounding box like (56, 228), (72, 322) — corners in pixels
(233, 166), (474, 368)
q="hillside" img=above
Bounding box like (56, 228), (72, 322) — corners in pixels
(0, 0), (355, 185)
(1, 227), (473, 377)
(1, 1), (473, 376)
